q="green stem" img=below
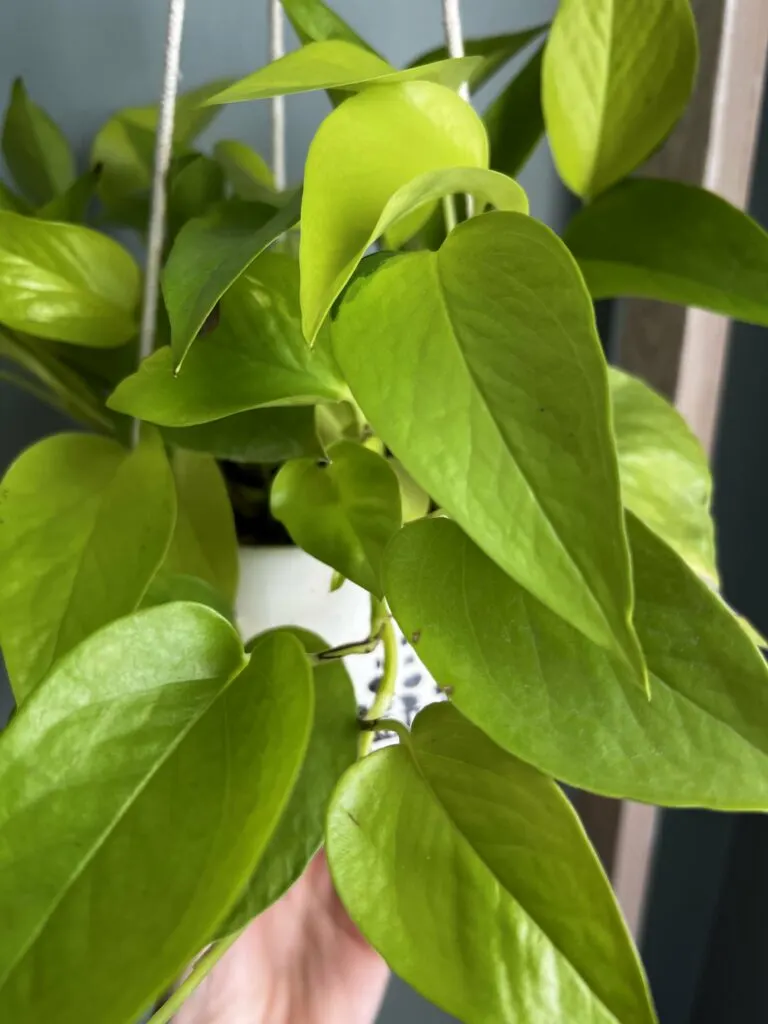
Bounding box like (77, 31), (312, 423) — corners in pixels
(146, 929), (244, 1024)
(360, 717), (410, 746)
(311, 633), (382, 663)
(442, 194), (458, 234)
(359, 610), (398, 757)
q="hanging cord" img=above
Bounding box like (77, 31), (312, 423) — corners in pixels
(133, 0), (187, 446)
(440, 0), (472, 225)
(269, 0), (287, 190)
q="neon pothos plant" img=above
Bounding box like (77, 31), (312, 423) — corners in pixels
(1, 0), (768, 1021)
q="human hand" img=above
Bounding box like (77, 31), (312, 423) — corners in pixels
(175, 852), (389, 1024)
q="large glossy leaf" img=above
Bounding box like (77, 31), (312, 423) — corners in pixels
(610, 367), (717, 585)
(328, 703), (655, 1023)
(486, 43), (545, 178)
(271, 441), (402, 596)
(162, 449), (239, 604)
(164, 406), (322, 463)
(385, 517), (768, 808)
(279, 0), (375, 50)
(0, 211), (140, 346)
(564, 179), (768, 325)
(0, 608), (313, 1024)
(110, 253), (347, 425)
(0, 429), (175, 702)
(2, 78), (75, 205)
(0, 328), (113, 432)
(410, 24), (548, 94)
(162, 195), (302, 367)
(220, 627), (357, 935)
(207, 41), (482, 105)
(542, 0), (698, 197)
(334, 212), (645, 684)
(300, 81), (489, 340)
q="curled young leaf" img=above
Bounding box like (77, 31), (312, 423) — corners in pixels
(0, 428), (175, 702)
(300, 81), (490, 340)
(327, 703), (656, 1024)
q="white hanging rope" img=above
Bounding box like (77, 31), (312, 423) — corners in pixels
(441, 0), (469, 102)
(269, 0), (287, 190)
(134, 0), (187, 444)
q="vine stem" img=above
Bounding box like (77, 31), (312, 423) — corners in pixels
(310, 633), (383, 663)
(134, 0), (186, 446)
(146, 929), (245, 1024)
(269, 0), (287, 190)
(359, 600), (399, 757)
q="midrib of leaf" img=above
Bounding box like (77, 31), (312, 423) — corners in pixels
(0, 662), (245, 994)
(431, 250), (621, 653)
(401, 742), (627, 1024)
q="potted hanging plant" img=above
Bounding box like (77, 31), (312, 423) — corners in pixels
(2, 0), (768, 1022)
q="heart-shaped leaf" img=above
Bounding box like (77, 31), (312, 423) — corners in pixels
(0, 608), (313, 1024)
(410, 23), (548, 94)
(162, 195), (302, 367)
(162, 449), (239, 604)
(486, 43), (545, 178)
(110, 252), (347, 425)
(271, 441), (402, 596)
(0, 211), (140, 346)
(163, 406), (322, 463)
(206, 41), (483, 105)
(220, 627), (357, 935)
(564, 179), (768, 326)
(2, 78), (75, 205)
(610, 367), (717, 585)
(384, 516), (768, 808)
(141, 572), (235, 624)
(327, 703), (656, 1024)
(543, 0), (698, 197)
(334, 212), (645, 685)
(0, 428), (175, 702)
(300, 81), (489, 340)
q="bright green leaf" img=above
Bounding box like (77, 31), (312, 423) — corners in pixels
(271, 440), (402, 596)
(206, 41), (483, 105)
(280, 0), (375, 51)
(542, 0), (698, 197)
(334, 212), (645, 684)
(564, 179), (768, 325)
(168, 154), (225, 236)
(164, 406), (322, 463)
(0, 429), (175, 701)
(220, 627), (357, 935)
(2, 78), (75, 205)
(300, 81), (490, 340)
(37, 166), (101, 223)
(610, 367), (717, 585)
(162, 449), (239, 605)
(110, 253), (347, 425)
(141, 572), (236, 624)
(214, 139), (275, 201)
(0, 328), (113, 432)
(410, 24), (548, 93)
(0, 210), (140, 346)
(486, 43), (545, 178)
(385, 516), (768, 809)
(328, 703), (656, 1024)
(0, 609), (313, 1024)
(162, 195), (302, 367)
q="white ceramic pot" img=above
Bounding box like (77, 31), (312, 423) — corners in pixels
(236, 546), (441, 726)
